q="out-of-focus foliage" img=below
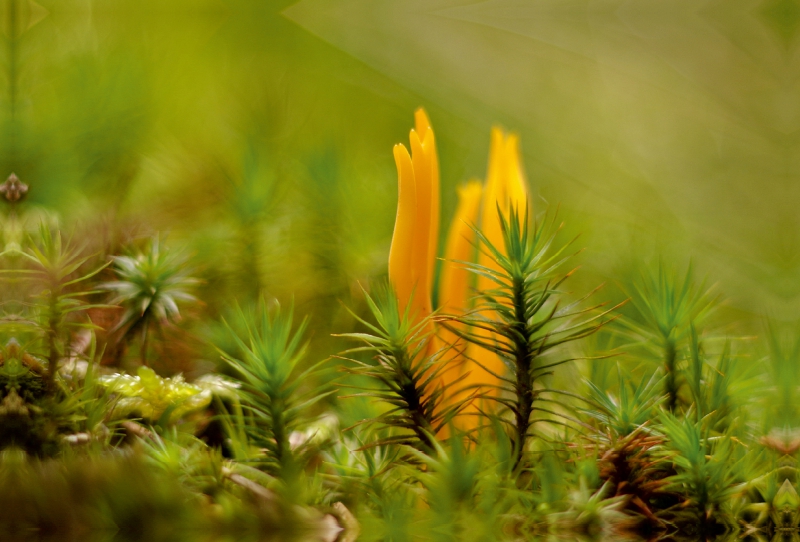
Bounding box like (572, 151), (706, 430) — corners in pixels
(0, 0), (799, 540)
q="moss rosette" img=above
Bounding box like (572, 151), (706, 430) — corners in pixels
(99, 366), (212, 423)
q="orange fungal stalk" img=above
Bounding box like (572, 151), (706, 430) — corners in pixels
(388, 109), (439, 331)
(388, 110), (529, 434)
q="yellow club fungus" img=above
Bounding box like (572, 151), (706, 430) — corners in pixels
(389, 109), (529, 433)
(388, 109), (439, 331)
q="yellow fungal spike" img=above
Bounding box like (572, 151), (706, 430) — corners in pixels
(479, 127), (529, 275)
(421, 127), (440, 311)
(463, 127), (529, 425)
(480, 128), (507, 256)
(414, 108), (431, 138)
(408, 129), (434, 324)
(439, 180), (483, 315)
(388, 143), (417, 316)
(413, 109), (439, 291)
(388, 109), (440, 333)
(438, 180), (483, 432)
(503, 133), (528, 214)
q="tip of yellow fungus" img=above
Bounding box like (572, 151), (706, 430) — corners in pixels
(392, 144), (415, 199)
(393, 142), (411, 165)
(502, 132), (528, 209)
(487, 127), (506, 180)
(505, 132), (519, 149)
(419, 123), (435, 151)
(489, 126), (505, 147)
(504, 132), (522, 168)
(408, 129), (423, 158)
(415, 108), (432, 138)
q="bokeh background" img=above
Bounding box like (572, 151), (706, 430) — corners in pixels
(5, 0), (800, 362)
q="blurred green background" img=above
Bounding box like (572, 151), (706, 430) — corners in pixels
(5, 0), (799, 349)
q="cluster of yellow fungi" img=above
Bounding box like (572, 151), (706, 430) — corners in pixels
(387, 108), (528, 432)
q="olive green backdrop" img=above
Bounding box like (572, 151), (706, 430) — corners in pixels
(5, 0), (799, 327)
